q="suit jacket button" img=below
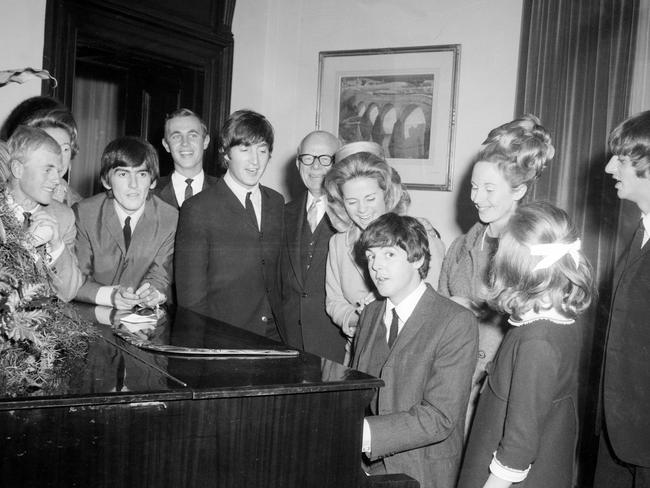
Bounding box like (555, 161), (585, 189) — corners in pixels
(261, 259), (265, 265)
(261, 315), (269, 322)
(478, 350), (486, 359)
(301, 292), (308, 298)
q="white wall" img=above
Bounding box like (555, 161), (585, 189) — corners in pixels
(232, 0), (523, 245)
(0, 0), (47, 127)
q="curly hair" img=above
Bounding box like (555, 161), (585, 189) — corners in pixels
(478, 114), (554, 190)
(608, 110), (650, 178)
(323, 148), (410, 232)
(489, 201), (595, 320)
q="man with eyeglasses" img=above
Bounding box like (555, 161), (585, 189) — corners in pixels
(279, 130), (347, 362)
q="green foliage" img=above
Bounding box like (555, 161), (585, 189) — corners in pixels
(0, 189), (94, 397)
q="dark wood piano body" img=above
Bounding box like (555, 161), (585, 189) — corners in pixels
(1, 306), (383, 488)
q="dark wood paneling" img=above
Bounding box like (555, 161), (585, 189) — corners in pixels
(43, 0), (235, 175)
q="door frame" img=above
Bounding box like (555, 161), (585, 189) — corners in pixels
(43, 0), (235, 175)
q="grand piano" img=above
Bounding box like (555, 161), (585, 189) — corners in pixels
(0, 305), (419, 488)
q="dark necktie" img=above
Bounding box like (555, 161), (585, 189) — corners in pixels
(23, 211), (32, 230)
(184, 178), (194, 204)
(388, 308), (399, 348)
(245, 192), (258, 229)
(123, 216), (132, 251)
(628, 221), (645, 263)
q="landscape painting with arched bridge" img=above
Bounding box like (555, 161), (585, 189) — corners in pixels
(338, 74), (434, 160)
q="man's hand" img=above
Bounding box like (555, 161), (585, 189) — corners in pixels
(28, 212), (61, 249)
(135, 282), (166, 308)
(113, 286), (142, 310)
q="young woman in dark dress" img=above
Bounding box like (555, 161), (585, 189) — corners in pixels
(457, 201), (595, 488)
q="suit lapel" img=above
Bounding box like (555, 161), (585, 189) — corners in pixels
(218, 179), (257, 231)
(129, 198), (156, 255)
(160, 178), (179, 208)
(287, 194), (307, 288)
(385, 286), (433, 362)
(102, 198), (127, 254)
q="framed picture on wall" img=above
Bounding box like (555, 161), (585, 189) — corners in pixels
(317, 45), (461, 191)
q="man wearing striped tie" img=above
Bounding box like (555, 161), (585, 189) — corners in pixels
(73, 137), (177, 311)
(279, 130), (347, 362)
(155, 108), (219, 209)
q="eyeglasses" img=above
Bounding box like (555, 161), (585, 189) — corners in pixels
(298, 154), (334, 166)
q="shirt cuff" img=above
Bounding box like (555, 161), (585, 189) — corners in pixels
(96, 286), (118, 307)
(94, 306), (114, 325)
(362, 418), (372, 453)
(489, 452), (530, 483)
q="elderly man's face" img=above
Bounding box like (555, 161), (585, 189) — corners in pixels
(297, 133), (339, 197)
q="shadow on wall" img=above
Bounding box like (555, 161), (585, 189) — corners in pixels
(455, 150), (479, 234)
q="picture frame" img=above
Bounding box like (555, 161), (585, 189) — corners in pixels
(317, 45), (461, 191)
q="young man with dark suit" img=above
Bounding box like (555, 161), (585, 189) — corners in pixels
(74, 136), (177, 310)
(352, 213), (477, 488)
(175, 110), (284, 339)
(595, 110), (650, 488)
(279, 130), (347, 362)
(155, 108), (218, 208)
(5, 126), (82, 301)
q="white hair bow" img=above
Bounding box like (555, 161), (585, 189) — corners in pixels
(529, 238), (581, 271)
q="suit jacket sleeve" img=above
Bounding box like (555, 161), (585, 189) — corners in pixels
(325, 234), (359, 330)
(49, 208), (82, 302)
(174, 201), (210, 314)
(141, 221), (176, 300)
(367, 308), (478, 458)
(73, 205), (104, 303)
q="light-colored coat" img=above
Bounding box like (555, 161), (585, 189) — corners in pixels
(352, 285), (478, 488)
(38, 200), (82, 302)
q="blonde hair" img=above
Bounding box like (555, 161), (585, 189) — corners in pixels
(323, 149), (410, 232)
(478, 114), (555, 190)
(489, 201), (595, 320)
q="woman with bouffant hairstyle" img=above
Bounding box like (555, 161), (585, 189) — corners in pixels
(438, 114), (555, 432)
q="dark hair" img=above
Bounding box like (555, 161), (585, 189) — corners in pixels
(477, 114), (554, 190)
(7, 126), (61, 166)
(219, 109), (274, 155)
(164, 108), (208, 137)
(356, 212), (430, 279)
(1, 96), (64, 140)
(489, 201), (595, 319)
(608, 110), (650, 178)
(100, 136), (159, 185)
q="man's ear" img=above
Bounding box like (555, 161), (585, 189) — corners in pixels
(101, 177), (111, 191)
(513, 184), (527, 202)
(162, 138), (171, 153)
(203, 134), (210, 150)
(149, 179), (157, 190)
(10, 159), (23, 179)
(412, 256), (425, 271)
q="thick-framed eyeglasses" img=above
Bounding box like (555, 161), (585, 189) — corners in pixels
(298, 154), (334, 166)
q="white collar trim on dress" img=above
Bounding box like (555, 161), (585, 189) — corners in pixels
(508, 308), (575, 326)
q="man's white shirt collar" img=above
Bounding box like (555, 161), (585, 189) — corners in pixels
(223, 170), (262, 229)
(384, 281), (427, 340)
(171, 170), (205, 205)
(113, 199), (145, 230)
